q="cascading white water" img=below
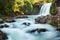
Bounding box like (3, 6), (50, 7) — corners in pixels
(12, 19), (35, 29)
(0, 3), (58, 40)
(27, 3), (52, 19)
(1, 24), (57, 40)
(38, 3), (52, 16)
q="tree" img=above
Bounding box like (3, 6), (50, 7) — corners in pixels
(0, 0), (15, 16)
(12, 0), (24, 12)
(19, 0), (33, 15)
(50, 0), (57, 15)
(0, 0), (5, 15)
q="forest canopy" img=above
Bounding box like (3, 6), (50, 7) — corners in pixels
(0, 0), (52, 16)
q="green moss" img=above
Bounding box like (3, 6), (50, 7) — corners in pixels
(50, 0), (60, 15)
(0, 0), (15, 16)
(50, 3), (57, 15)
(19, 1), (33, 15)
(50, 21), (58, 27)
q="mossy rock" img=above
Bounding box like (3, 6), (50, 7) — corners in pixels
(50, 0), (60, 15)
(50, 21), (58, 27)
(50, 3), (57, 15)
(0, 19), (4, 24)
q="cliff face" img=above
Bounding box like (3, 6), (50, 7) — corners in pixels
(50, 7), (60, 30)
(50, 0), (60, 30)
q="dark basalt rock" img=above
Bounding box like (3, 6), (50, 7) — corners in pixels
(27, 29), (37, 33)
(4, 24), (9, 28)
(27, 28), (47, 33)
(0, 30), (8, 40)
(22, 22), (31, 26)
(0, 25), (4, 28)
(37, 29), (47, 33)
(0, 24), (9, 28)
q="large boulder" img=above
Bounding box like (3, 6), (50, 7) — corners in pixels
(35, 15), (49, 24)
(0, 19), (4, 24)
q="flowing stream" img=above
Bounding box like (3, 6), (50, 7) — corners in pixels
(0, 3), (59, 40)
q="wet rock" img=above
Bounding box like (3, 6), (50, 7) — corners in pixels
(5, 19), (16, 23)
(22, 22), (31, 26)
(35, 15), (49, 24)
(0, 24), (9, 28)
(57, 28), (60, 32)
(0, 25), (4, 28)
(4, 24), (9, 28)
(27, 29), (37, 33)
(0, 19), (4, 24)
(37, 29), (47, 32)
(0, 30), (8, 40)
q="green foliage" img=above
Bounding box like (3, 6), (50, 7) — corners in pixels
(13, 0), (24, 12)
(50, 21), (58, 27)
(0, 0), (5, 14)
(50, 0), (60, 15)
(5, 0), (14, 15)
(50, 3), (57, 15)
(46, 0), (52, 3)
(20, 0), (33, 14)
(0, 0), (14, 16)
(0, 0), (53, 16)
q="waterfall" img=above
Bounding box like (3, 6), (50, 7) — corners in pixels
(28, 3), (52, 19)
(0, 3), (58, 40)
(38, 3), (52, 16)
